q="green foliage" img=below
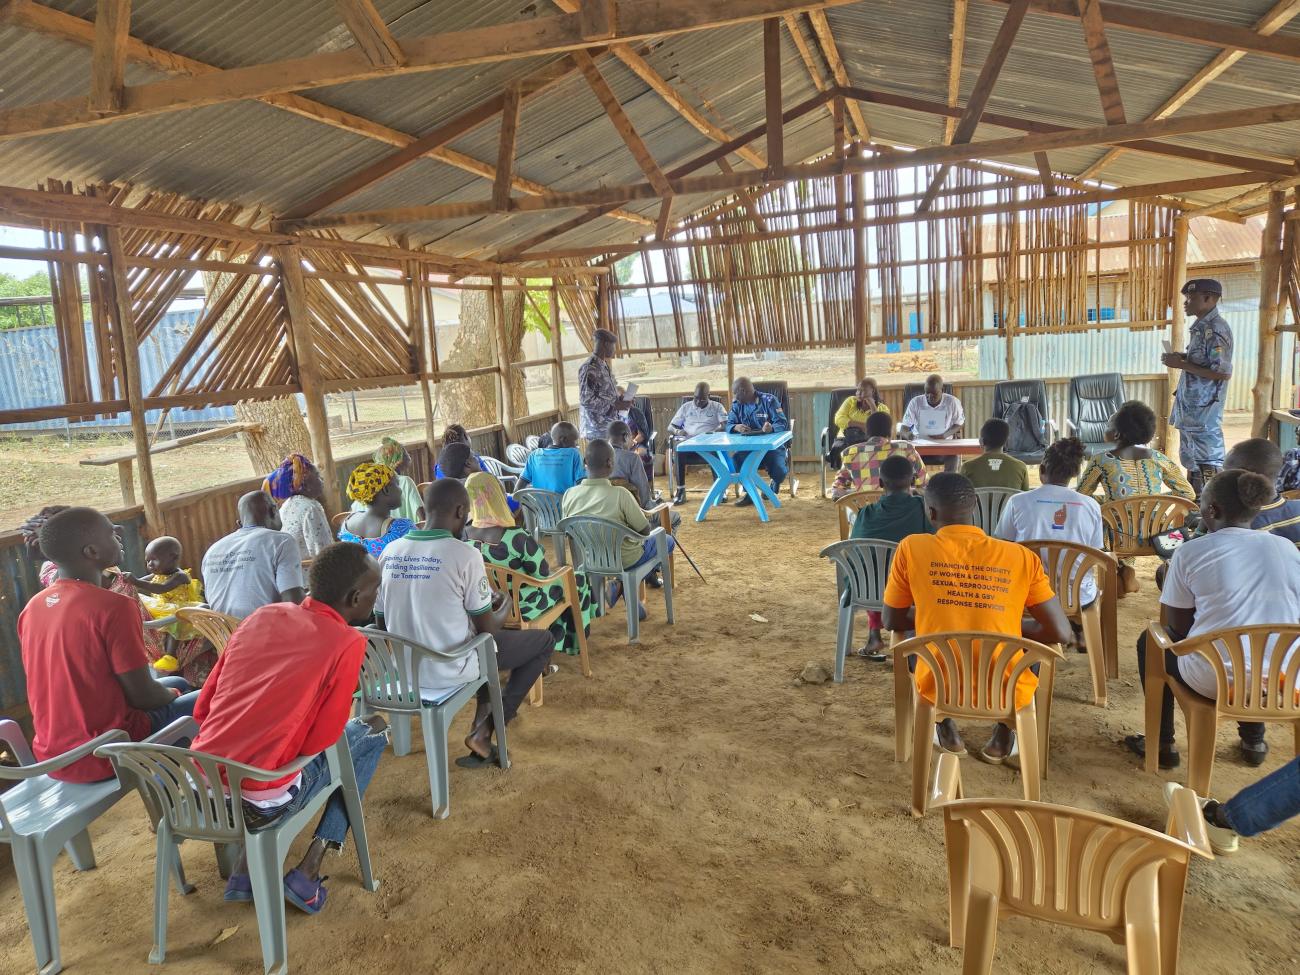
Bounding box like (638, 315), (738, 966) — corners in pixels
(613, 254), (637, 285)
(0, 271), (54, 330)
(522, 287), (551, 341)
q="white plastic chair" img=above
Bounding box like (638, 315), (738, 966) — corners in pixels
(558, 515), (674, 644)
(819, 538), (898, 683)
(97, 717), (377, 975)
(479, 455), (522, 492)
(356, 628), (508, 818)
(515, 487), (567, 563)
(525, 435), (541, 450)
(974, 487), (1020, 535)
(505, 443), (531, 467)
(0, 719), (189, 975)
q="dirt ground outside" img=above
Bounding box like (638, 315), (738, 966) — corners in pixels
(0, 460), (1295, 974)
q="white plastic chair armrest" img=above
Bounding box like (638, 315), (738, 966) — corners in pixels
(3, 729), (130, 780)
(0, 718), (35, 766)
(146, 716), (199, 746)
(144, 615), (178, 630)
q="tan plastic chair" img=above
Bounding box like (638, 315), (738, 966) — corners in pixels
(484, 562), (592, 708)
(331, 511), (350, 530)
(893, 631), (1062, 816)
(835, 488), (882, 540)
(174, 608), (241, 656)
(1018, 539), (1118, 706)
(1283, 488), (1300, 501)
(930, 752), (1213, 975)
(1143, 623), (1300, 795)
(1099, 494), (1196, 559)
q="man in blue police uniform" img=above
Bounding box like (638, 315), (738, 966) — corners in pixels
(1162, 278), (1233, 497)
(726, 377), (790, 507)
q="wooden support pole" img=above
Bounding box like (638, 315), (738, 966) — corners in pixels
(104, 226), (162, 534)
(1253, 190), (1287, 436)
(406, 259), (438, 453)
(276, 244), (339, 510)
(88, 0), (131, 115)
(851, 169), (866, 378)
(550, 282), (568, 414)
(490, 272), (515, 437)
(1163, 214), (1189, 454)
(763, 17), (783, 174)
(493, 84), (521, 212)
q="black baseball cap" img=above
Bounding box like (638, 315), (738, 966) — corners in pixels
(1180, 278), (1222, 296)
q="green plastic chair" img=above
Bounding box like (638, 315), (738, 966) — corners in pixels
(96, 718), (377, 975)
(357, 628), (508, 819)
(514, 488), (567, 563)
(558, 515), (674, 644)
(819, 538), (899, 683)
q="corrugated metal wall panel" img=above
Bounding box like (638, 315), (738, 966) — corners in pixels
(0, 309), (237, 432)
(978, 309), (1295, 413)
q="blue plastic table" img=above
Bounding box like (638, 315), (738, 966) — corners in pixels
(674, 431), (793, 522)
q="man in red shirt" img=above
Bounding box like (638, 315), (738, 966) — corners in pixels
(18, 508), (198, 782)
(192, 541), (386, 915)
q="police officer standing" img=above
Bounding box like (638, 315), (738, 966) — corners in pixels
(1162, 278), (1232, 497)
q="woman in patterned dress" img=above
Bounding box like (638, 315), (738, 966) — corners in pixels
(1077, 400), (1194, 594)
(461, 472), (594, 657)
(337, 463), (414, 557)
(264, 453), (334, 560)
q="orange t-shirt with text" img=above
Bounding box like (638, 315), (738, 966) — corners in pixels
(883, 525), (1055, 710)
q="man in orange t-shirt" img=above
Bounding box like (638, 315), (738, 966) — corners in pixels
(883, 473), (1069, 762)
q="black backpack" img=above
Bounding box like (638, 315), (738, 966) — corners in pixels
(1004, 399), (1048, 455)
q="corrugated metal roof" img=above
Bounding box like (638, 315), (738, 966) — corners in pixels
(1, 1), (1299, 259)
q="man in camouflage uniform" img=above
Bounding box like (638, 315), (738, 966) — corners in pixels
(1164, 278), (1233, 497)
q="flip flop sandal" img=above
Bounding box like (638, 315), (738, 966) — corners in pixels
(283, 868), (328, 915)
(223, 873), (252, 903)
(853, 646), (887, 661)
(976, 737), (1019, 767)
(454, 745), (500, 769)
(932, 728), (967, 756)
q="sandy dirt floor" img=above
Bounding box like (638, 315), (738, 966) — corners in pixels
(2, 466), (1297, 974)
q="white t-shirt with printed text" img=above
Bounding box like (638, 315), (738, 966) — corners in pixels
(376, 529), (493, 697)
(200, 526), (305, 619)
(1161, 527), (1300, 698)
(995, 484), (1104, 605)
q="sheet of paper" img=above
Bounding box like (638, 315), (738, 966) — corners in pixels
(623, 381), (638, 400)
(1161, 339), (1173, 354)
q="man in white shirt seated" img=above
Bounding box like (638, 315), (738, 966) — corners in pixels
(1124, 469), (1300, 771)
(375, 478), (552, 768)
(201, 490), (306, 619)
(900, 373), (965, 472)
(667, 382), (728, 505)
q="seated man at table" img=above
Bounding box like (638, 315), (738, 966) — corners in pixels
(961, 418), (1029, 491)
(726, 377), (790, 507)
(832, 410), (927, 498)
(191, 542), (389, 912)
(201, 490), (306, 619)
(899, 373), (965, 472)
(668, 382), (728, 505)
(850, 454), (934, 661)
(882, 473), (1070, 761)
(516, 421), (585, 495)
(18, 506), (200, 782)
(562, 439), (676, 616)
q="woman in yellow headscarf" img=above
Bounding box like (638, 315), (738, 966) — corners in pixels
(338, 462), (414, 556)
(462, 472), (594, 657)
(349, 437), (425, 523)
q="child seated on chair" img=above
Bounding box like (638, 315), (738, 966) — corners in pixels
(191, 542), (390, 914)
(517, 421), (585, 495)
(1123, 469), (1300, 773)
(831, 411), (927, 499)
(849, 454), (934, 662)
(128, 536), (207, 675)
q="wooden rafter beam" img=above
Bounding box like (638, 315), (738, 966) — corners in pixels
(493, 85), (521, 212)
(548, 0), (766, 168)
(1079, 0), (1300, 179)
(1076, 0), (1125, 124)
(1182, 173), (1300, 219)
(1034, 151), (1056, 195)
(0, 0), (860, 140)
(333, 0), (405, 68)
(943, 0), (969, 144)
(574, 49), (673, 197)
(88, 0), (130, 115)
(655, 195), (675, 240)
(919, 0), (1029, 212)
(717, 158), (770, 231)
(2, 2), (652, 228)
(840, 84), (1296, 175)
(764, 18), (784, 173)
(783, 12), (837, 132)
(805, 9), (870, 140)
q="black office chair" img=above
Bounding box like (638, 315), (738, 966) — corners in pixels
(631, 394), (657, 455)
(819, 386), (858, 498)
(992, 378), (1057, 465)
(753, 380), (797, 497)
(1067, 373), (1125, 456)
(899, 382), (954, 435)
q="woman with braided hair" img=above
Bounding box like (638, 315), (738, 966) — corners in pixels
(337, 463), (414, 557)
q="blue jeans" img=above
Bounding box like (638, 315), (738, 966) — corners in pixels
(630, 533), (676, 570)
(147, 676), (200, 735)
(1222, 755), (1300, 837)
(246, 718), (389, 848)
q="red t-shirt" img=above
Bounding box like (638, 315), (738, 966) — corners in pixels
(18, 579), (152, 782)
(192, 598), (366, 796)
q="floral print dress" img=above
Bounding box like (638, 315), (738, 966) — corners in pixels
(468, 527), (595, 656)
(338, 517), (415, 557)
